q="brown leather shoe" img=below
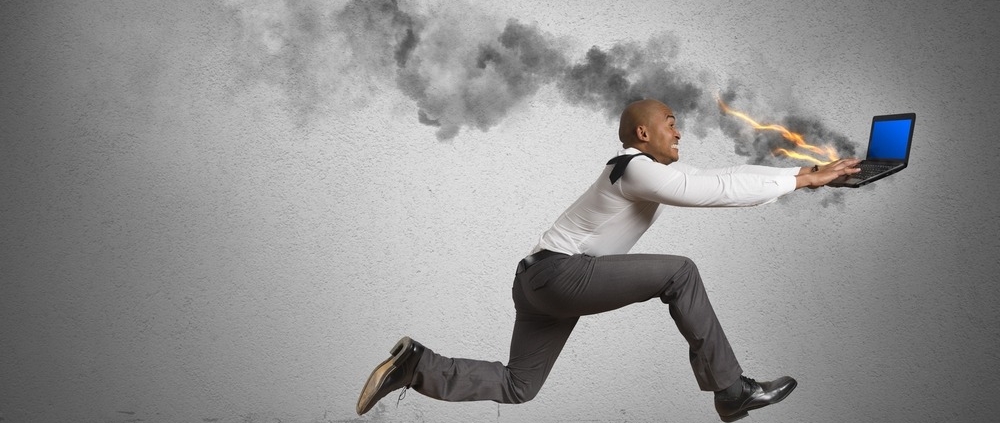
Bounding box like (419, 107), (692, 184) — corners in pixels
(715, 375), (797, 422)
(356, 337), (425, 415)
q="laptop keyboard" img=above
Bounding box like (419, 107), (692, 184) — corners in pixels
(855, 163), (896, 180)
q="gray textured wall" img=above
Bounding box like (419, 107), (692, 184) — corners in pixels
(2, 1), (999, 422)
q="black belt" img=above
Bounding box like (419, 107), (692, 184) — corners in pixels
(516, 249), (567, 274)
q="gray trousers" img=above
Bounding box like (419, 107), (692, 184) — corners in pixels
(409, 253), (743, 403)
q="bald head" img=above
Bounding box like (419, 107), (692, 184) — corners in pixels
(616, 99), (681, 163)
(618, 99), (674, 147)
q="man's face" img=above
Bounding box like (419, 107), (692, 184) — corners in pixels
(643, 105), (681, 164)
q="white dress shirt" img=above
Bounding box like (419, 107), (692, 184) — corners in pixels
(534, 147), (799, 256)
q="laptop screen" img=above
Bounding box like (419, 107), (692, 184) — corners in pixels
(868, 116), (914, 161)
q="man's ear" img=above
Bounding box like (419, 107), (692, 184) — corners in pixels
(635, 125), (649, 142)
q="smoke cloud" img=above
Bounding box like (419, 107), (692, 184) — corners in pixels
(716, 85), (857, 167)
(225, 0), (858, 173)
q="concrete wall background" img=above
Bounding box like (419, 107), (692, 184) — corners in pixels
(2, 1), (998, 422)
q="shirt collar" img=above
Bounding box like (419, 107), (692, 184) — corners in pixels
(618, 147), (644, 156)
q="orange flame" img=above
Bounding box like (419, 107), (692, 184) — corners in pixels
(773, 148), (827, 166)
(717, 98), (838, 164)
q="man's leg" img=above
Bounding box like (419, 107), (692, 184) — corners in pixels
(404, 274), (578, 403)
(359, 253), (793, 420)
(522, 253), (796, 421)
(523, 253), (742, 391)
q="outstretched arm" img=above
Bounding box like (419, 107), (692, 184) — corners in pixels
(622, 160), (796, 207)
(620, 158), (863, 207)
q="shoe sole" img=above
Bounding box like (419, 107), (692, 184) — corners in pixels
(720, 379), (798, 422)
(356, 337), (412, 415)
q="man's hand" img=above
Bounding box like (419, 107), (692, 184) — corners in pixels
(795, 158), (862, 189)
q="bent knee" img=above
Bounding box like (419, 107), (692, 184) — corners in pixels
(508, 384), (539, 404)
(675, 256), (700, 277)
(505, 372), (541, 404)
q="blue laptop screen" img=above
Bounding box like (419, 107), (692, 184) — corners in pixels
(868, 118), (912, 160)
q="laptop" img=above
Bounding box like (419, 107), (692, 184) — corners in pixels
(829, 113), (916, 188)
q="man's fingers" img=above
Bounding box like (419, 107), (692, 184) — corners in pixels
(835, 159), (861, 170)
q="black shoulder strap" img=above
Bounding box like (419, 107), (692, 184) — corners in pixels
(606, 153), (656, 184)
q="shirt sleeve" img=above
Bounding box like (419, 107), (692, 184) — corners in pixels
(619, 159), (797, 207)
(671, 161), (801, 177)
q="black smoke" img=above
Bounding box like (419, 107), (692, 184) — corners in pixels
(228, 0), (857, 169)
(717, 82), (857, 167)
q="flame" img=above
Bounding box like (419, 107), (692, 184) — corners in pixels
(717, 98), (838, 164)
(773, 148), (827, 165)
